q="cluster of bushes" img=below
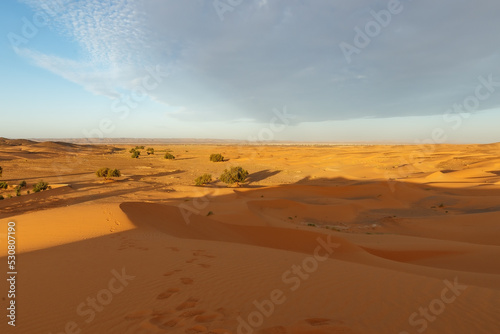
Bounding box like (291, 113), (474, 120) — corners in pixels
(195, 166), (249, 186)
(209, 153), (224, 162)
(33, 181), (49, 193)
(0, 182), (7, 189)
(164, 153), (175, 160)
(146, 148), (155, 155)
(0, 176), (31, 198)
(129, 148), (141, 159)
(96, 167), (121, 180)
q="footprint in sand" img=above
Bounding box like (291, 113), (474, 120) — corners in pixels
(163, 269), (182, 276)
(161, 317), (185, 328)
(176, 297), (199, 310)
(180, 277), (194, 285)
(157, 287), (180, 300)
(179, 309), (205, 318)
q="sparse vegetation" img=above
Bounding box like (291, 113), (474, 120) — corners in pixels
(209, 153), (224, 162)
(164, 153), (175, 160)
(131, 150), (140, 159)
(195, 174), (212, 186)
(0, 195), (3, 200)
(19, 180), (27, 188)
(146, 147), (155, 155)
(207, 211), (214, 216)
(135, 145), (145, 150)
(219, 166), (249, 185)
(15, 186), (21, 196)
(96, 167), (121, 180)
(33, 181), (49, 193)
(0, 182), (8, 189)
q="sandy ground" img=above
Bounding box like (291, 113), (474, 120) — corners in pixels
(0, 139), (499, 334)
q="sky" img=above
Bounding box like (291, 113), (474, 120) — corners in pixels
(1, 0), (500, 143)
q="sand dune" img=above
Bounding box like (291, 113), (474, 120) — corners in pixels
(1, 141), (499, 333)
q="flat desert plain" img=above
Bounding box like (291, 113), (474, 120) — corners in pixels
(1, 139), (499, 334)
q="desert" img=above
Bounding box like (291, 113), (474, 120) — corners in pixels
(1, 138), (499, 334)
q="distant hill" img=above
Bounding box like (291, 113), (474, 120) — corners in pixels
(0, 137), (38, 146)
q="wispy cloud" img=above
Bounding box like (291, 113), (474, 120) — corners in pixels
(14, 0), (500, 123)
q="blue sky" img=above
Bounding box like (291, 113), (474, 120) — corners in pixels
(1, 0), (500, 143)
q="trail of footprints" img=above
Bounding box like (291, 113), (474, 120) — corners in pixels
(123, 248), (342, 334)
(124, 248), (232, 333)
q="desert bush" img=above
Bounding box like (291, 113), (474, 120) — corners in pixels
(129, 148), (136, 153)
(96, 168), (121, 179)
(96, 167), (110, 178)
(131, 150), (140, 158)
(0, 195), (3, 200)
(195, 174), (212, 186)
(19, 180), (27, 188)
(0, 182), (8, 189)
(15, 186), (21, 197)
(219, 166), (249, 185)
(135, 145), (145, 150)
(146, 147), (155, 155)
(164, 153), (175, 160)
(209, 153), (224, 162)
(33, 181), (49, 193)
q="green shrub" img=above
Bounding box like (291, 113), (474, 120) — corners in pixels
(0, 195), (3, 200)
(96, 167), (110, 178)
(146, 148), (155, 155)
(131, 150), (140, 158)
(209, 153), (224, 162)
(135, 145), (145, 150)
(0, 182), (8, 189)
(164, 153), (175, 160)
(219, 166), (249, 185)
(15, 186), (21, 197)
(19, 180), (27, 188)
(195, 174), (212, 186)
(33, 181), (49, 193)
(96, 168), (121, 179)
(129, 148), (136, 154)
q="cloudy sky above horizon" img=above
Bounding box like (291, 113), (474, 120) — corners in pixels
(1, 0), (500, 143)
